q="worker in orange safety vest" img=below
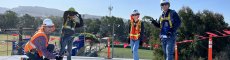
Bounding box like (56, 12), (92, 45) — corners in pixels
(24, 19), (57, 60)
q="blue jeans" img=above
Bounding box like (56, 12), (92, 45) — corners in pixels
(161, 34), (176, 60)
(130, 39), (140, 60)
(59, 35), (74, 60)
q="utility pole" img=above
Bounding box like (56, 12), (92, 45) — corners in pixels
(18, 27), (23, 55)
(108, 0), (114, 58)
(112, 23), (114, 58)
(108, 0), (113, 17)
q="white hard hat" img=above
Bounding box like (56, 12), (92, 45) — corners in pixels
(132, 9), (140, 15)
(160, 0), (170, 5)
(43, 19), (54, 26)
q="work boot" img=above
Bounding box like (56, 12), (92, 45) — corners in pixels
(20, 57), (29, 60)
(56, 56), (63, 60)
(43, 58), (49, 60)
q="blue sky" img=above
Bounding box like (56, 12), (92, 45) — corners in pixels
(0, 0), (230, 24)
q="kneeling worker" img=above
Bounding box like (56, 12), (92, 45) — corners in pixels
(24, 19), (57, 60)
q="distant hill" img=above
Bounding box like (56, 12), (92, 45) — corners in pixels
(0, 7), (9, 14)
(0, 6), (101, 19)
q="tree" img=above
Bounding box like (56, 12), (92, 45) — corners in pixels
(20, 14), (36, 28)
(1, 10), (19, 28)
(100, 16), (125, 41)
(142, 16), (160, 46)
(177, 6), (230, 59)
(0, 14), (5, 28)
(85, 19), (101, 33)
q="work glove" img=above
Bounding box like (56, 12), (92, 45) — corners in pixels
(77, 14), (82, 18)
(150, 18), (159, 27)
(149, 17), (155, 21)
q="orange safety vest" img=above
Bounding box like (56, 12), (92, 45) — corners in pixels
(129, 19), (141, 40)
(24, 28), (48, 57)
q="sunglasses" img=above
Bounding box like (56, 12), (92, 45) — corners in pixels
(68, 12), (79, 16)
(45, 26), (54, 28)
(69, 13), (76, 16)
(132, 14), (140, 16)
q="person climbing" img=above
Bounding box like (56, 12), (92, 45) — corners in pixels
(58, 7), (84, 60)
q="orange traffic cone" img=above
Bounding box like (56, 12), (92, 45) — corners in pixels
(208, 35), (213, 60)
(175, 43), (178, 60)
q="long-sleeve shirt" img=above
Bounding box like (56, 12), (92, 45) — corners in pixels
(33, 36), (55, 59)
(151, 9), (181, 35)
(62, 11), (84, 36)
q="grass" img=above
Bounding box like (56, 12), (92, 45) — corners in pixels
(49, 36), (60, 46)
(0, 34), (15, 56)
(98, 47), (154, 59)
(0, 34), (18, 40)
(0, 42), (12, 56)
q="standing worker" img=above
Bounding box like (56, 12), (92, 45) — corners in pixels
(129, 10), (144, 60)
(24, 19), (57, 60)
(58, 7), (84, 60)
(150, 0), (181, 60)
